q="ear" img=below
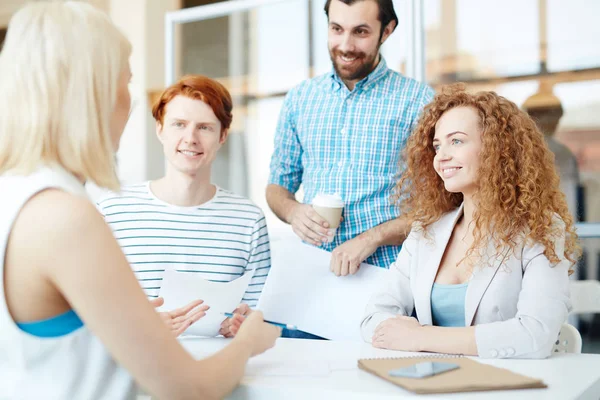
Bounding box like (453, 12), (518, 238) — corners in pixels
(155, 120), (165, 143)
(219, 128), (229, 145)
(380, 20), (396, 45)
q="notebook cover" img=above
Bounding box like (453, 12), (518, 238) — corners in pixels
(358, 356), (547, 394)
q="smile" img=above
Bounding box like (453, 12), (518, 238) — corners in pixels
(178, 150), (201, 157)
(441, 167), (462, 178)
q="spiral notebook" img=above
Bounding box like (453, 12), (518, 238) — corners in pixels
(358, 355), (547, 394)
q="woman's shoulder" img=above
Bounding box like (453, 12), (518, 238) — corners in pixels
(4, 189), (107, 284)
(15, 189), (106, 257)
(22, 189), (103, 233)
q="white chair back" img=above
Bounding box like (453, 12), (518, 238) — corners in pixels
(553, 323), (582, 354)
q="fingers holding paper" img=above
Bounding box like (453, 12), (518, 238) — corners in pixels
(329, 234), (377, 276)
(220, 303), (251, 338)
(152, 297), (209, 337)
(372, 316), (423, 352)
(219, 314), (244, 338)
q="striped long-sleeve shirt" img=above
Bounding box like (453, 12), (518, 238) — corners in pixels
(96, 183), (270, 307)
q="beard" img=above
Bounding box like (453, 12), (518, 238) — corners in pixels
(329, 46), (380, 83)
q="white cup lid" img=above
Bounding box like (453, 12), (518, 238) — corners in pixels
(312, 193), (344, 208)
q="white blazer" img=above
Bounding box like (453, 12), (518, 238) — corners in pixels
(361, 205), (572, 359)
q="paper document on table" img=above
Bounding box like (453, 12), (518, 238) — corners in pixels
(158, 269), (254, 337)
(256, 237), (388, 341)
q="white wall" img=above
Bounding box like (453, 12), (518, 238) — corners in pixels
(0, 0), (110, 27)
(88, 0), (181, 201)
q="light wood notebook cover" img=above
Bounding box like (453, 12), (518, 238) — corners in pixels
(358, 356), (547, 394)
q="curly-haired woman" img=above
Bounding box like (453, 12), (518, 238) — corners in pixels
(360, 84), (579, 359)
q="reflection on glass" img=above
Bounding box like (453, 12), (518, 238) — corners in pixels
(547, 0), (600, 71)
(425, 0), (540, 83)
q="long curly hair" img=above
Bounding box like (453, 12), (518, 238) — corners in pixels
(394, 84), (580, 268)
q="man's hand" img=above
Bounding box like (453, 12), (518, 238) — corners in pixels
(372, 316), (423, 351)
(288, 203), (332, 246)
(150, 297), (209, 337)
(330, 233), (377, 276)
(219, 303), (251, 338)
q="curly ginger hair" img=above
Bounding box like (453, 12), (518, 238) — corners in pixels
(394, 84), (580, 268)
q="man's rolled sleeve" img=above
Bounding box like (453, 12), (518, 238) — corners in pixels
(268, 92), (303, 194)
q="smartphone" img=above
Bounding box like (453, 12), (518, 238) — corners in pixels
(388, 362), (459, 378)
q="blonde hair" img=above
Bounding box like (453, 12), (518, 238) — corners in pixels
(0, 1), (131, 190)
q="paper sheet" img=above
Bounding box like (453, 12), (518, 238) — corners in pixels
(256, 237), (389, 341)
(158, 269), (254, 337)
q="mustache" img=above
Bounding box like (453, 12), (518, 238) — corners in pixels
(333, 50), (366, 59)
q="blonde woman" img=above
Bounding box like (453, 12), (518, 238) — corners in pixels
(0, 2), (279, 400)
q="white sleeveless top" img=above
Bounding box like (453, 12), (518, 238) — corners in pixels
(0, 166), (137, 400)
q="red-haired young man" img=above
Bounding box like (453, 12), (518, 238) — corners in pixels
(97, 75), (270, 337)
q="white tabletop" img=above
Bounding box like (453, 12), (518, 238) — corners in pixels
(180, 337), (600, 400)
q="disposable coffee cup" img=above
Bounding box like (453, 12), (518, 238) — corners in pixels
(312, 193), (344, 243)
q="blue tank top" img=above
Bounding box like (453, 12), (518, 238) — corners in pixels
(17, 309), (83, 337)
(431, 282), (468, 327)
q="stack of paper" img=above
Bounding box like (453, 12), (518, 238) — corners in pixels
(257, 238), (388, 341)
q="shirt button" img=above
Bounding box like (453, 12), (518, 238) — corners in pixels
(506, 348), (515, 356)
(341, 128), (347, 135)
(337, 161), (343, 167)
(489, 349), (498, 358)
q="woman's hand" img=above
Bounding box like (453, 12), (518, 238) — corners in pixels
(372, 316), (423, 352)
(219, 303), (251, 338)
(233, 310), (280, 356)
(150, 297), (209, 337)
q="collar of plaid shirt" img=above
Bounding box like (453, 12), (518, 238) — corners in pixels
(327, 56), (389, 93)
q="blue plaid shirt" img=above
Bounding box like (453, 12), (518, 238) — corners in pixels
(269, 58), (434, 267)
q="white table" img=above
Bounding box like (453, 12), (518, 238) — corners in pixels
(179, 337), (600, 400)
